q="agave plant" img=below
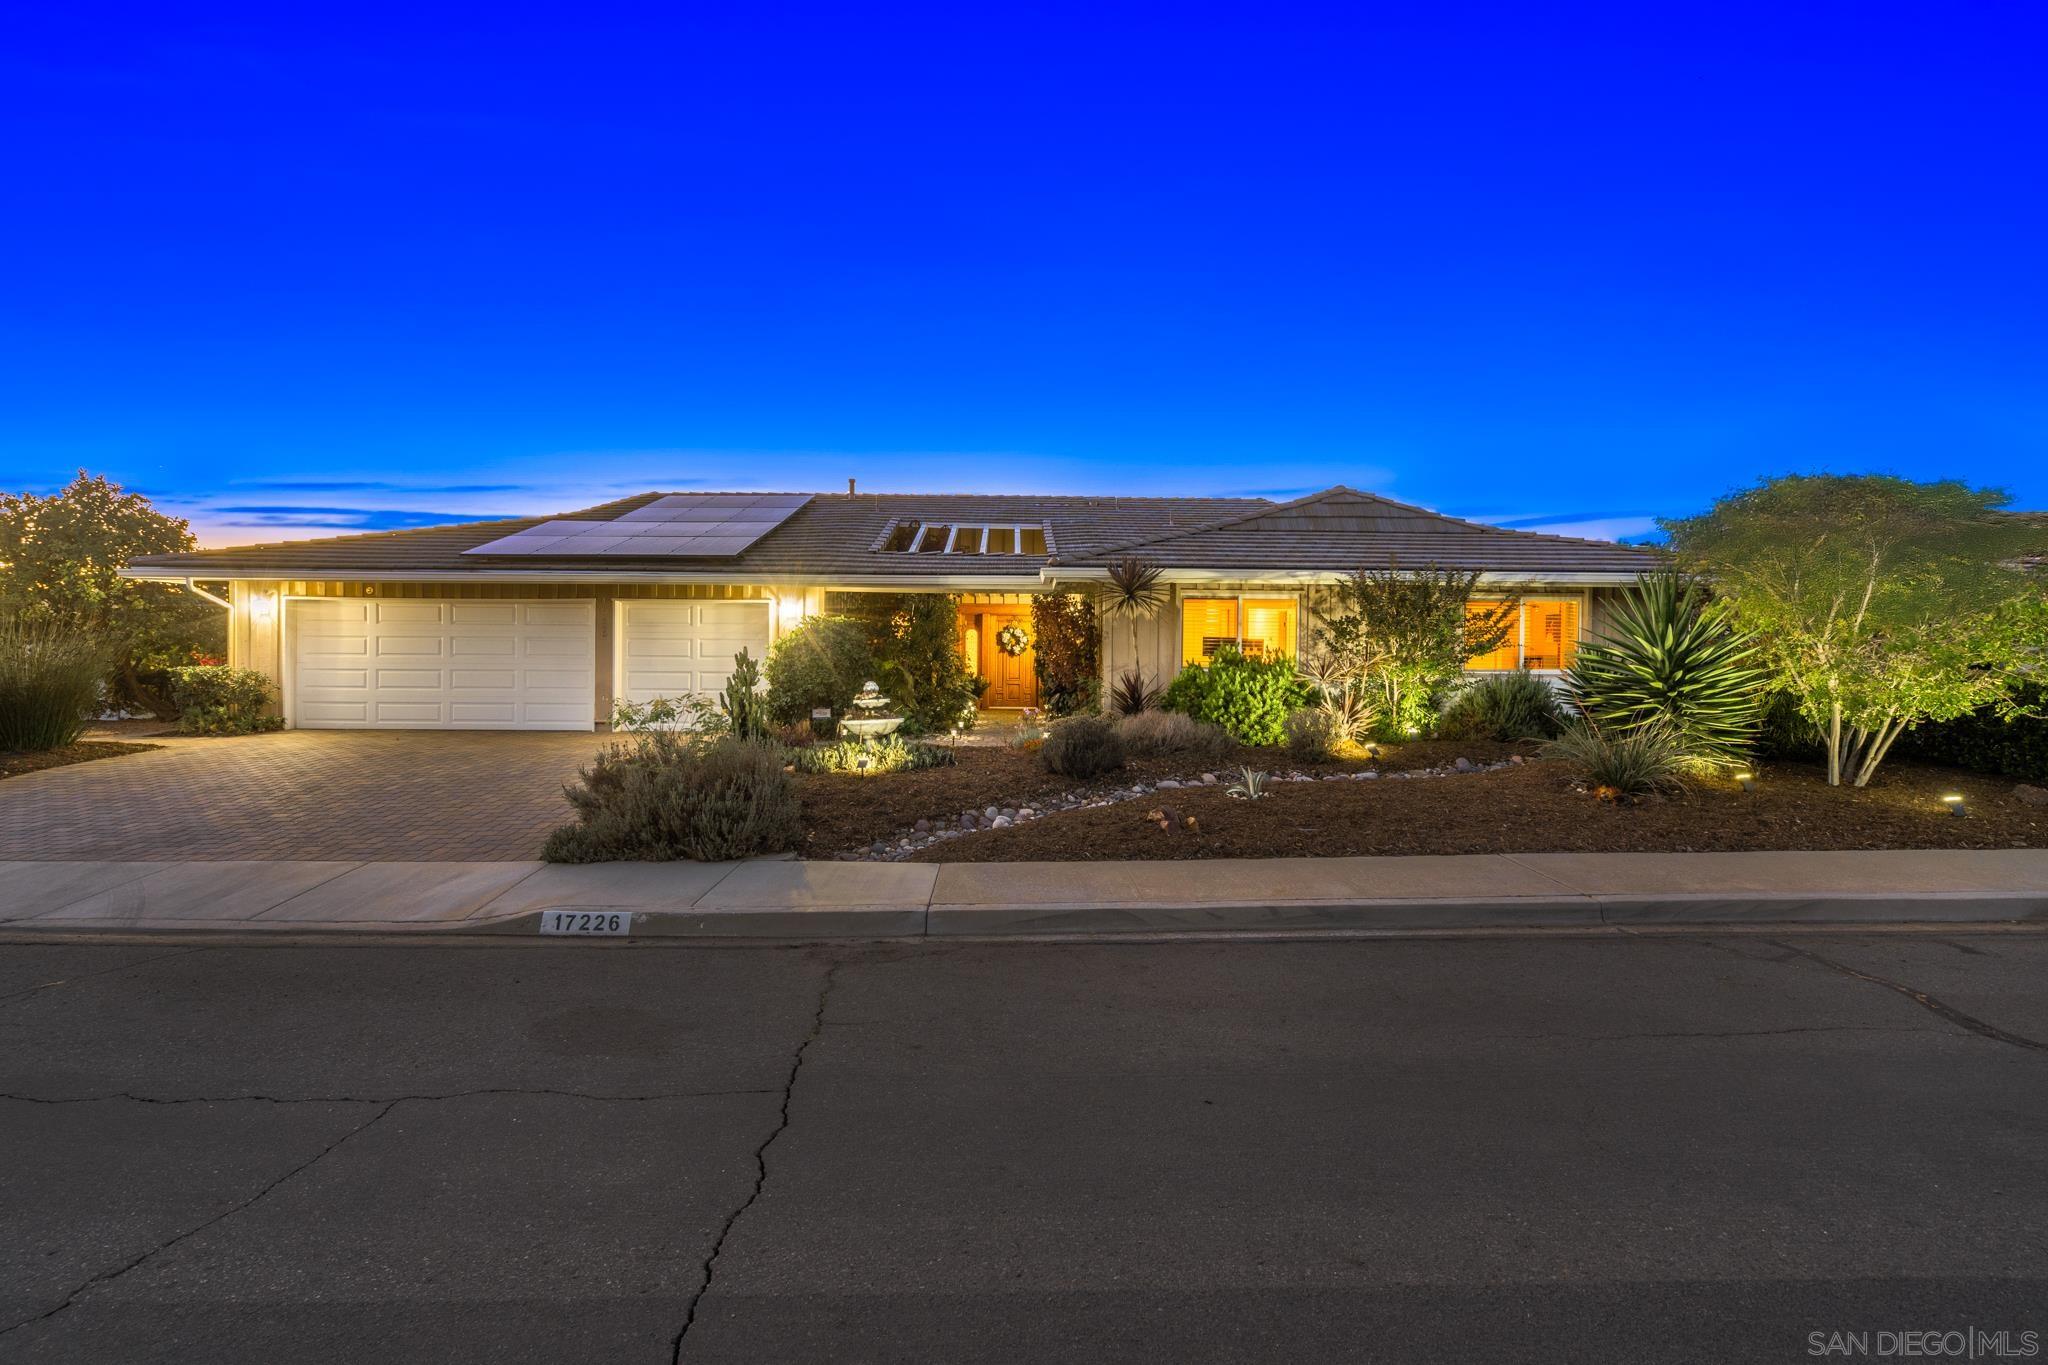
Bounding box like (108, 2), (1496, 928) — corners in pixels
(1226, 766), (1271, 800)
(1564, 570), (1768, 771)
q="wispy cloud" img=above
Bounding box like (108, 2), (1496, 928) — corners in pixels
(224, 479), (532, 495)
(206, 505), (522, 530)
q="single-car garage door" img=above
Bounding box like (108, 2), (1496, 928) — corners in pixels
(617, 600), (772, 707)
(291, 599), (596, 730)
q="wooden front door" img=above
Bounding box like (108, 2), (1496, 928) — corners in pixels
(960, 607), (1039, 709)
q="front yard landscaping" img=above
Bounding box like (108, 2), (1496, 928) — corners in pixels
(0, 740), (162, 781)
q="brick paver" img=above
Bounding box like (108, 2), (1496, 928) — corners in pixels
(0, 731), (608, 860)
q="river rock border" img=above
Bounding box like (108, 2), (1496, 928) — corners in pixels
(834, 756), (1526, 860)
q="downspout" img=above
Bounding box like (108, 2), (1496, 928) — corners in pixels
(181, 578), (232, 610)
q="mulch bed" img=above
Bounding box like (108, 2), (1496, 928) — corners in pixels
(793, 739), (1537, 856)
(0, 741), (162, 781)
(897, 757), (2046, 861)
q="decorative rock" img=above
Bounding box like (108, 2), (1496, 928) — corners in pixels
(2016, 784), (2048, 807)
(1158, 779), (1183, 789)
(992, 816), (1013, 828)
(984, 806), (1000, 820)
(1509, 754), (1525, 765)
(914, 818), (931, 832)
(1454, 757), (1474, 771)
(1200, 773), (1218, 784)
(959, 813), (978, 830)
(1000, 807), (1017, 819)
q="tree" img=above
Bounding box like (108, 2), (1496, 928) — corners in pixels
(1097, 557), (1167, 709)
(1312, 563), (1517, 735)
(0, 472), (225, 713)
(1030, 592), (1100, 716)
(1663, 474), (2048, 787)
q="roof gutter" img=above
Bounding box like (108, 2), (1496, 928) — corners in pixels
(179, 577), (232, 609)
(119, 566), (1052, 591)
(1044, 567), (1651, 587)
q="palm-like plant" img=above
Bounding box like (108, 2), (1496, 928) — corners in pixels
(1564, 570), (1768, 771)
(1099, 557), (1167, 708)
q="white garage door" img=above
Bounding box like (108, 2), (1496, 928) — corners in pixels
(291, 599), (596, 730)
(617, 600), (772, 706)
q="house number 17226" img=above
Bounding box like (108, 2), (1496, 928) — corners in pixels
(538, 910), (633, 936)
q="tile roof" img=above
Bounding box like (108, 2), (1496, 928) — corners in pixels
(125, 486), (1662, 580)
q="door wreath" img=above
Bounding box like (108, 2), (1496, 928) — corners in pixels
(995, 623), (1030, 656)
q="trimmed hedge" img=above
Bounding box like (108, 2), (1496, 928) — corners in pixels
(1160, 647), (1314, 747)
(1894, 689), (2048, 781)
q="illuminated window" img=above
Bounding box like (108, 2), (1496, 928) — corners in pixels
(1019, 527), (1047, 555)
(1182, 596), (1298, 665)
(880, 521), (917, 552)
(984, 527), (1016, 554)
(1464, 601), (1519, 671)
(1461, 597), (1582, 671)
(881, 522), (1048, 554)
(949, 526), (984, 554)
(1520, 599), (1580, 671)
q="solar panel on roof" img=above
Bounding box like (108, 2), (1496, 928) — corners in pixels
(462, 494), (811, 558)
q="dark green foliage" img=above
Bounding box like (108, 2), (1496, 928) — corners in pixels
(1282, 706), (1338, 759)
(831, 593), (979, 734)
(719, 648), (769, 740)
(1109, 666), (1161, 715)
(1031, 593), (1101, 717)
(763, 616), (876, 727)
(1160, 646), (1315, 746)
(545, 733), (803, 862)
(1756, 689), (1824, 760)
(1438, 672), (1564, 741)
(1040, 713), (1126, 777)
(0, 616), (108, 751)
(168, 665), (282, 735)
(1564, 571), (1765, 770)
(1894, 689), (2048, 781)
(789, 735), (956, 774)
(1313, 562), (1518, 735)
(1544, 721), (1687, 795)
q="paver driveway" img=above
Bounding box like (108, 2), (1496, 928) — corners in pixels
(0, 731), (607, 860)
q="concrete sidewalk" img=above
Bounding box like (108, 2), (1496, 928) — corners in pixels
(2, 849), (2045, 939)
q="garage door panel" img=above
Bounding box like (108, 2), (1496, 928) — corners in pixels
(616, 601), (769, 709)
(291, 598), (594, 731)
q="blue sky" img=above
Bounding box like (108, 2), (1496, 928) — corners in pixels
(3, 5), (2042, 546)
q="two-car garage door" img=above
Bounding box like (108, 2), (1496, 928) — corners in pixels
(289, 597), (775, 730)
(292, 599), (597, 730)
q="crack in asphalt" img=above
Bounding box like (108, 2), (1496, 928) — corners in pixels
(671, 958), (844, 1364)
(1772, 940), (2048, 1054)
(0, 945), (211, 1004)
(0, 1099), (398, 1340)
(0, 1085), (780, 1107)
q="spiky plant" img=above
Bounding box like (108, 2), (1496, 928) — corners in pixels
(1565, 570), (1768, 771)
(1544, 720), (1687, 797)
(1099, 558), (1166, 708)
(1225, 766), (1271, 800)
(1109, 665), (1162, 715)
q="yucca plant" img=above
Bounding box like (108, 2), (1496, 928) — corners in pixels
(1226, 766), (1271, 800)
(1544, 720), (1687, 797)
(1099, 558), (1166, 713)
(1565, 570), (1768, 771)
(0, 616), (108, 752)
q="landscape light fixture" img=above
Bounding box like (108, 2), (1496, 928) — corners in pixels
(1943, 793), (1967, 818)
(250, 591), (277, 623)
(1734, 770), (1755, 792)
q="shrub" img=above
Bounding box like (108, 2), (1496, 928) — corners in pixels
(1159, 647), (1314, 746)
(0, 616), (108, 751)
(788, 735), (956, 774)
(1437, 672), (1564, 741)
(544, 733), (803, 862)
(1040, 713), (1126, 777)
(1312, 563), (1518, 736)
(875, 593), (980, 733)
(1564, 570), (1765, 771)
(1108, 666), (1161, 716)
(1282, 706), (1338, 760)
(1116, 709), (1234, 762)
(764, 616), (876, 728)
(1544, 721), (1686, 797)
(1893, 687), (2048, 781)
(168, 665), (282, 735)
(1032, 593), (1101, 717)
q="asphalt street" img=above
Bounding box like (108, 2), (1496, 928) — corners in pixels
(1, 930), (2044, 1363)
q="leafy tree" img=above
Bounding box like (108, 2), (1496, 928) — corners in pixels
(1312, 563), (1517, 735)
(1663, 474), (2048, 787)
(1564, 569), (1769, 771)
(0, 472), (224, 713)
(1030, 592), (1100, 716)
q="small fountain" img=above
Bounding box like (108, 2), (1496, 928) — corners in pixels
(838, 680), (904, 743)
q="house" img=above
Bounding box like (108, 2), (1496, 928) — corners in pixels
(120, 486), (1664, 731)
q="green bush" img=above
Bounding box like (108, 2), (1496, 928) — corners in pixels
(789, 735), (956, 774)
(1116, 709), (1234, 762)
(0, 616), (108, 751)
(1565, 571), (1766, 771)
(1040, 713), (1126, 777)
(168, 665), (282, 735)
(764, 617), (876, 728)
(1282, 706), (1338, 760)
(874, 594), (979, 734)
(1031, 593), (1101, 718)
(1544, 721), (1687, 796)
(1893, 689), (2048, 781)
(1160, 647), (1314, 746)
(545, 733), (803, 862)
(1437, 672), (1564, 741)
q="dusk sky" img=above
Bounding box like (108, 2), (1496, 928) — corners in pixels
(4, 6), (2042, 547)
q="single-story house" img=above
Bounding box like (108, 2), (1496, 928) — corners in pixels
(120, 485), (1664, 731)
